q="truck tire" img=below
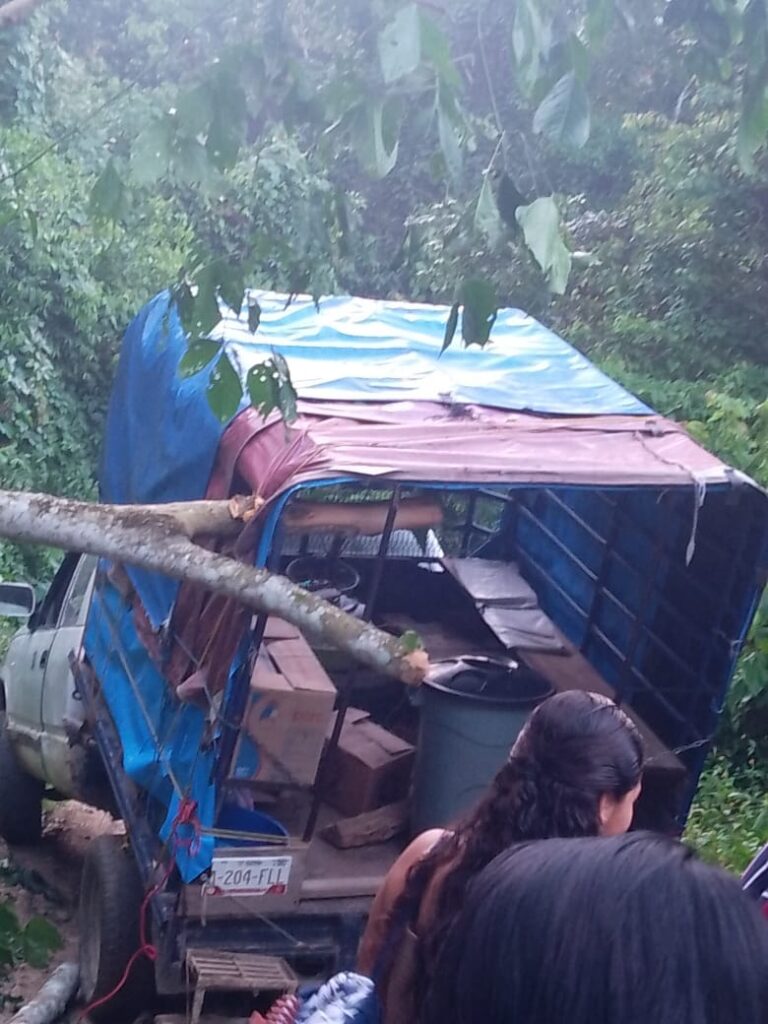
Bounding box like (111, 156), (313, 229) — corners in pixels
(78, 834), (155, 1022)
(0, 715), (44, 845)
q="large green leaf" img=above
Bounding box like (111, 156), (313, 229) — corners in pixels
(246, 353), (298, 422)
(378, 5), (421, 85)
(182, 262), (224, 337)
(171, 136), (210, 186)
(437, 91), (462, 187)
(512, 0), (550, 95)
(21, 917), (62, 970)
(89, 159), (127, 222)
(353, 99), (400, 178)
(533, 72), (591, 148)
(459, 278), (498, 347)
(131, 118), (173, 186)
(516, 196), (572, 295)
(474, 176), (503, 247)
(248, 299), (262, 333)
(176, 83), (215, 138)
(441, 302), (460, 353)
(179, 339), (221, 377)
(217, 263), (246, 315)
(206, 352), (243, 422)
(206, 70), (248, 171)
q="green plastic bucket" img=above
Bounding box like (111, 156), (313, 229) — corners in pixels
(410, 657), (554, 833)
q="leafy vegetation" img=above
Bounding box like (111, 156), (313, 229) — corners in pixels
(0, 901), (61, 974)
(686, 754), (768, 872)
(0, 0), (765, 864)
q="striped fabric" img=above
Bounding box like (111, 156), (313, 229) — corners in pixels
(742, 842), (768, 915)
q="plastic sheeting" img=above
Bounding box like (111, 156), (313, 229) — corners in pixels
(213, 292), (650, 415)
(100, 293), (225, 627)
(84, 571), (216, 881)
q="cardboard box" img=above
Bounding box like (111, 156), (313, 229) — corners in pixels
(232, 626), (337, 787)
(323, 716), (415, 817)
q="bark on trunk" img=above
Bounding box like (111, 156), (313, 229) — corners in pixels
(93, 494), (265, 539)
(0, 490), (427, 685)
(8, 962), (79, 1024)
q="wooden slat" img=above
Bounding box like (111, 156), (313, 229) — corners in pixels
(320, 801), (409, 850)
(187, 949), (298, 992)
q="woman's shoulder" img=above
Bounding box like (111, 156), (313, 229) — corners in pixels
(404, 828), (447, 862)
(391, 829), (447, 879)
(379, 829), (448, 904)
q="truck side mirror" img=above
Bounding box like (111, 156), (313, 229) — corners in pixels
(0, 582), (36, 619)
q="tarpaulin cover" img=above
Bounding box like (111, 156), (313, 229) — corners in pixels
(84, 570), (216, 880)
(213, 292), (650, 415)
(100, 293), (224, 627)
(87, 288), (761, 880)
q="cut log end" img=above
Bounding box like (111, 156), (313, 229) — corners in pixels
(400, 649), (429, 686)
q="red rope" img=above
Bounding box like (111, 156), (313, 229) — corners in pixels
(79, 797), (199, 1020)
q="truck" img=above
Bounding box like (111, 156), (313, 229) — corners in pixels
(1, 290), (766, 1020)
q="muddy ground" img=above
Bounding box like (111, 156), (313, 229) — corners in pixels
(0, 802), (120, 1022)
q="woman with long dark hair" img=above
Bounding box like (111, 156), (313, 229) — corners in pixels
(422, 833), (768, 1024)
(357, 690), (644, 1021)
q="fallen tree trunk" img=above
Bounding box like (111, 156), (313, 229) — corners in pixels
(90, 494), (265, 539)
(8, 962), (79, 1024)
(0, 490), (427, 685)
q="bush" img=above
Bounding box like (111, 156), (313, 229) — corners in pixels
(685, 755), (768, 872)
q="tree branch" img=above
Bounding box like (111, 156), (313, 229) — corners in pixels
(0, 0), (46, 28)
(0, 490), (428, 686)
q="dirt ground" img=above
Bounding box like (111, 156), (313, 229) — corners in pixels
(0, 802), (121, 1022)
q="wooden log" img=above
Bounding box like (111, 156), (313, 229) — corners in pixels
(0, 490), (428, 686)
(320, 801), (409, 850)
(9, 963), (79, 1024)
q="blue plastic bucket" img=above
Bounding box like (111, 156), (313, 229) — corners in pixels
(215, 804), (288, 848)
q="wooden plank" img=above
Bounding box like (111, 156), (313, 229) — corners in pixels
(282, 497), (443, 535)
(301, 874), (384, 900)
(320, 801), (409, 850)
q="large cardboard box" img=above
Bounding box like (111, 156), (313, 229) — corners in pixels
(323, 716), (415, 817)
(232, 621), (337, 787)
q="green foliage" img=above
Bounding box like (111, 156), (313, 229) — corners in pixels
(686, 754), (768, 872)
(562, 110), (768, 379)
(442, 278), (498, 350)
(0, 39), (192, 583)
(0, 902), (61, 973)
(533, 73), (591, 149)
(516, 197), (572, 294)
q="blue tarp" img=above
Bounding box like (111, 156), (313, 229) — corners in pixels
(213, 293), (650, 416)
(84, 571), (216, 880)
(87, 289), (655, 880)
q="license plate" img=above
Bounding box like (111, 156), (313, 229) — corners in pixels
(206, 855), (293, 897)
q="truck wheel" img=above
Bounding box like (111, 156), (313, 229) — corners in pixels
(0, 716), (43, 845)
(78, 835), (155, 1022)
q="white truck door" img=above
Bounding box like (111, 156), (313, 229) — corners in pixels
(39, 554), (97, 794)
(3, 554), (80, 781)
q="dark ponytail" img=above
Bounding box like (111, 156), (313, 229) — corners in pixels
(401, 690), (643, 982)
